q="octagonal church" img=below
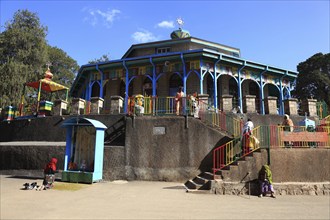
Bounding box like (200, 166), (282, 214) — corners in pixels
(70, 26), (297, 116)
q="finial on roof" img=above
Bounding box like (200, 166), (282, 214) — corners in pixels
(171, 17), (190, 39)
(176, 17), (184, 29)
(44, 62), (53, 81)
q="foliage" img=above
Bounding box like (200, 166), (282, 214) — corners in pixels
(88, 54), (110, 64)
(293, 53), (330, 109)
(0, 10), (78, 108)
(47, 45), (79, 90)
(0, 10), (48, 107)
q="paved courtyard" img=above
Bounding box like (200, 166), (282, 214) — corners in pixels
(1, 175), (329, 220)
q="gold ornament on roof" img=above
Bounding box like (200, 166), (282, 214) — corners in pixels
(44, 62), (53, 81)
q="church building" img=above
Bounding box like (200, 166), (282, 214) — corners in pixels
(70, 22), (298, 115)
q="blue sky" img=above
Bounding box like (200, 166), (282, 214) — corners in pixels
(1, 0), (329, 72)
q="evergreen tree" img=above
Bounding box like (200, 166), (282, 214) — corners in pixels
(88, 54), (110, 64)
(47, 45), (79, 89)
(0, 10), (48, 107)
(0, 10), (78, 109)
(294, 53), (330, 109)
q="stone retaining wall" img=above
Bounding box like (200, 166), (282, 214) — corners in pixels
(211, 180), (330, 196)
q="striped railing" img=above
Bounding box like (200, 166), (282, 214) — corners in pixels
(213, 125), (330, 178)
(320, 115), (330, 126)
(127, 96), (243, 137)
(213, 126), (264, 177)
(127, 96), (189, 116)
(270, 125), (330, 148)
(198, 100), (243, 137)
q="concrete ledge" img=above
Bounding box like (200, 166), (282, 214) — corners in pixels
(211, 180), (330, 196)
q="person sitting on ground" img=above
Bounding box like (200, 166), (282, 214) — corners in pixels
(258, 165), (276, 198)
(39, 157), (58, 190)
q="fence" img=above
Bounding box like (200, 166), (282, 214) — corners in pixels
(213, 124), (330, 178)
(198, 100), (243, 137)
(126, 96), (243, 137)
(213, 126), (264, 177)
(270, 125), (330, 148)
(316, 101), (328, 119)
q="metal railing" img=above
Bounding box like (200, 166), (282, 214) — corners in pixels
(127, 96), (243, 137)
(270, 125), (329, 148)
(213, 124), (330, 178)
(320, 115), (330, 126)
(198, 100), (243, 137)
(213, 126), (263, 177)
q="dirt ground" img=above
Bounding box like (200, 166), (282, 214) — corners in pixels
(1, 175), (329, 220)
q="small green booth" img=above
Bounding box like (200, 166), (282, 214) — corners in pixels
(61, 117), (107, 183)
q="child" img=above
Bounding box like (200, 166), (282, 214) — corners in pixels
(258, 165), (276, 198)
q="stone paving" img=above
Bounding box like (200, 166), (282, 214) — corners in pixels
(1, 175), (329, 220)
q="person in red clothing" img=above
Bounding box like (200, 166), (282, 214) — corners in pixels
(38, 158), (58, 190)
(44, 158), (58, 174)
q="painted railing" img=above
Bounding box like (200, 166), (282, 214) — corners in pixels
(320, 115), (330, 126)
(213, 126), (265, 177)
(198, 100), (243, 137)
(127, 96), (191, 116)
(270, 125), (330, 148)
(213, 125), (330, 178)
(127, 96), (243, 137)
(316, 101), (328, 119)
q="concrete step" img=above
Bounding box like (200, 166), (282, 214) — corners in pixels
(199, 171), (216, 180)
(184, 179), (202, 190)
(184, 180), (213, 193)
(193, 176), (208, 185)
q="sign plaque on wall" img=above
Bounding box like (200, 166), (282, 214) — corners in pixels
(153, 126), (166, 135)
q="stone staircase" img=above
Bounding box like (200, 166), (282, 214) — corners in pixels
(184, 149), (268, 194)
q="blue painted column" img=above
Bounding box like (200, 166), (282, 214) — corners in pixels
(123, 60), (129, 113)
(96, 65), (104, 98)
(88, 73), (92, 101)
(180, 53), (187, 95)
(237, 62), (246, 112)
(279, 71), (288, 115)
(259, 68), (268, 115)
(84, 85), (89, 100)
(64, 126), (72, 172)
(213, 56), (221, 110)
(149, 57), (157, 97)
(199, 58), (204, 94)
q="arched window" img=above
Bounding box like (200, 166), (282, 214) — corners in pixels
(169, 74), (182, 96)
(91, 82), (100, 98)
(249, 81), (259, 98)
(143, 77), (153, 96)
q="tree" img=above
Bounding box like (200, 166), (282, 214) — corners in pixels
(293, 53), (330, 108)
(88, 54), (110, 64)
(0, 10), (48, 107)
(0, 10), (78, 109)
(47, 45), (79, 89)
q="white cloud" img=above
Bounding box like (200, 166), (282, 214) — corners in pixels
(132, 29), (159, 43)
(157, 20), (174, 28)
(83, 7), (121, 28)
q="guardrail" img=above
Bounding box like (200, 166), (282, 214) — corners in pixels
(270, 125), (329, 148)
(213, 125), (330, 178)
(198, 100), (243, 137)
(127, 96), (243, 137)
(213, 126), (263, 177)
